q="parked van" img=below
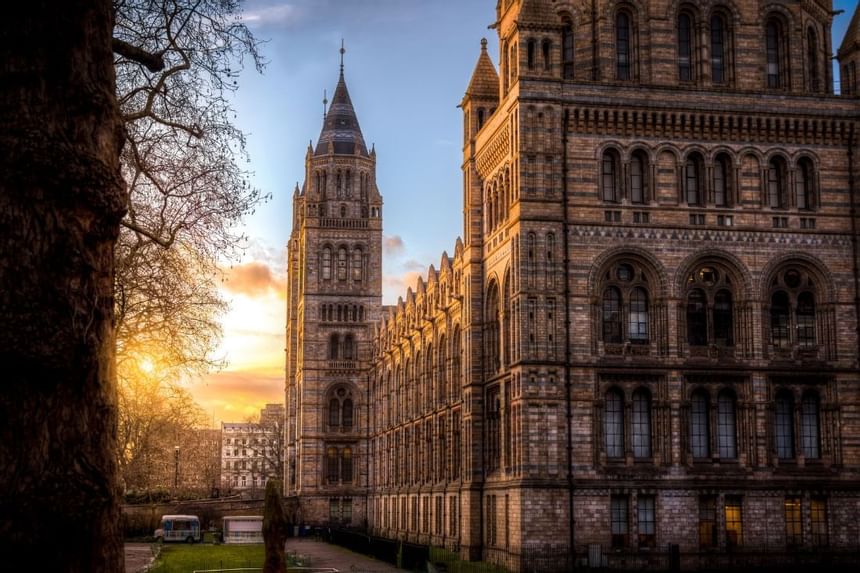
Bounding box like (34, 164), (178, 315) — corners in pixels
(222, 516), (263, 544)
(154, 514), (201, 543)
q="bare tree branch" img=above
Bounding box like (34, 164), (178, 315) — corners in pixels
(112, 37), (165, 72)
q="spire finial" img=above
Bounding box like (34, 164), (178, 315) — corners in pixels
(323, 89), (328, 119)
(481, 38), (488, 51)
(340, 39), (346, 76)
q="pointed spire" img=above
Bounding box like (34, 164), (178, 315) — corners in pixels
(314, 41), (368, 157)
(464, 38), (499, 100)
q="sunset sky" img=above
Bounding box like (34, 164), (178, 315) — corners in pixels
(191, 0), (859, 426)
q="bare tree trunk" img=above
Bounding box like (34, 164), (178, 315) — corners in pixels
(0, 1), (127, 571)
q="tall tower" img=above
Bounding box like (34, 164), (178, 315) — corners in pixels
(285, 50), (383, 526)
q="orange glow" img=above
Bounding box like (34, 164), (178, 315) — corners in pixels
(188, 278), (285, 426)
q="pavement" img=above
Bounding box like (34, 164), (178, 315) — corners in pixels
(287, 537), (406, 572)
(124, 543), (158, 573)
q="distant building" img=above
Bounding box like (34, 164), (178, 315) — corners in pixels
(221, 404), (285, 493)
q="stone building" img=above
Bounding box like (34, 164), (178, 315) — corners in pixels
(284, 56), (383, 525)
(286, 0), (860, 569)
(221, 403), (285, 493)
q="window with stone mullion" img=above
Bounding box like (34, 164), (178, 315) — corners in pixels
(801, 392), (821, 459)
(632, 389), (652, 459)
(775, 391), (795, 460)
(717, 390), (737, 459)
(690, 390), (710, 459)
(605, 389), (625, 459)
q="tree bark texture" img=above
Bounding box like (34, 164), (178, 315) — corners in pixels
(0, 1), (127, 571)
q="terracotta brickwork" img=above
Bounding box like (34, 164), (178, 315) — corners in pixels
(287, 0), (860, 569)
(285, 67), (383, 527)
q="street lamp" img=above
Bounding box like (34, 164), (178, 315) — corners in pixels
(174, 445), (180, 497)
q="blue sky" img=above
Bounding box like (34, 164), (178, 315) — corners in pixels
(229, 0), (859, 304)
(229, 0), (498, 303)
(200, 0), (859, 424)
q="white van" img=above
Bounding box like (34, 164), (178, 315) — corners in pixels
(154, 514), (201, 543)
(222, 516), (263, 544)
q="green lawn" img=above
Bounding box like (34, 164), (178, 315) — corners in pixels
(148, 543), (265, 573)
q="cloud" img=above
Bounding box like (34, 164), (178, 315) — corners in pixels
(223, 261), (286, 298)
(241, 3), (302, 27)
(403, 259), (426, 272)
(383, 235), (405, 256)
(383, 270), (423, 295)
(194, 370), (284, 425)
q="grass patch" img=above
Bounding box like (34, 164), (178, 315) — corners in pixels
(148, 543), (264, 573)
(428, 547), (509, 573)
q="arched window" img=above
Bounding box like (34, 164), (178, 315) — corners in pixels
(690, 390), (710, 458)
(599, 261), (654, 346)
(486, 282), (501, 372)
(352, 247), (363, 281)
(713, 154), (731, 207)
(713, 290), (734, 346)
(343, 334), (355, 360)
(337, 247), (348, 280)
(775, 391), (795, 459)
(542, 39), (552, 71)
(710, 13), (727, 84)
(327, 447), (339, 483)
(801, 392), (820, 459)
(767, 157), (787, 208)
(770, 291), (791, 348)
(602, 149), (620, 202)
(807, 27), (820, 92)
(329, 398), (340, 426)
(617, 11), (633, 80)
(628, 287), (649, 343)
(686, 289), (708, 346)
(796, 291), (816, 348)
(717, 390), (737, 459)
(685, 155), (703, 205)
(341, 447), (353, 482)
(630, 151), (647, 204)
(452, 327), (462, 401)
(329, 333), (340, 360)
(342, 399), (353, 428)
(632, 389), (652, 459)
(605, 389), (624, 458)
(770, 268), (819, 350)
(796, 158), (814, 210)
(562, 21), (574, 79)
(766, 17), (786, 89)
(527, 39), (536, 70)
(678, 13), (694, 81)
(602, 287), (623, 343)
(322, 247), (332, 280)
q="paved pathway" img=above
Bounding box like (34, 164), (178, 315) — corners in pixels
(287, 537), (406, 572)
(124, 543), (157, 573)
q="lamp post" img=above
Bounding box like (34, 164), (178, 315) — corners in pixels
(174, 445), (180, 498)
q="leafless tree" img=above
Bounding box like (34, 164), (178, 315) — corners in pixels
(113, 0), (266, 385)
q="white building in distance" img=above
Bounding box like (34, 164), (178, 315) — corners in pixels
(221, 403), (284, 493)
